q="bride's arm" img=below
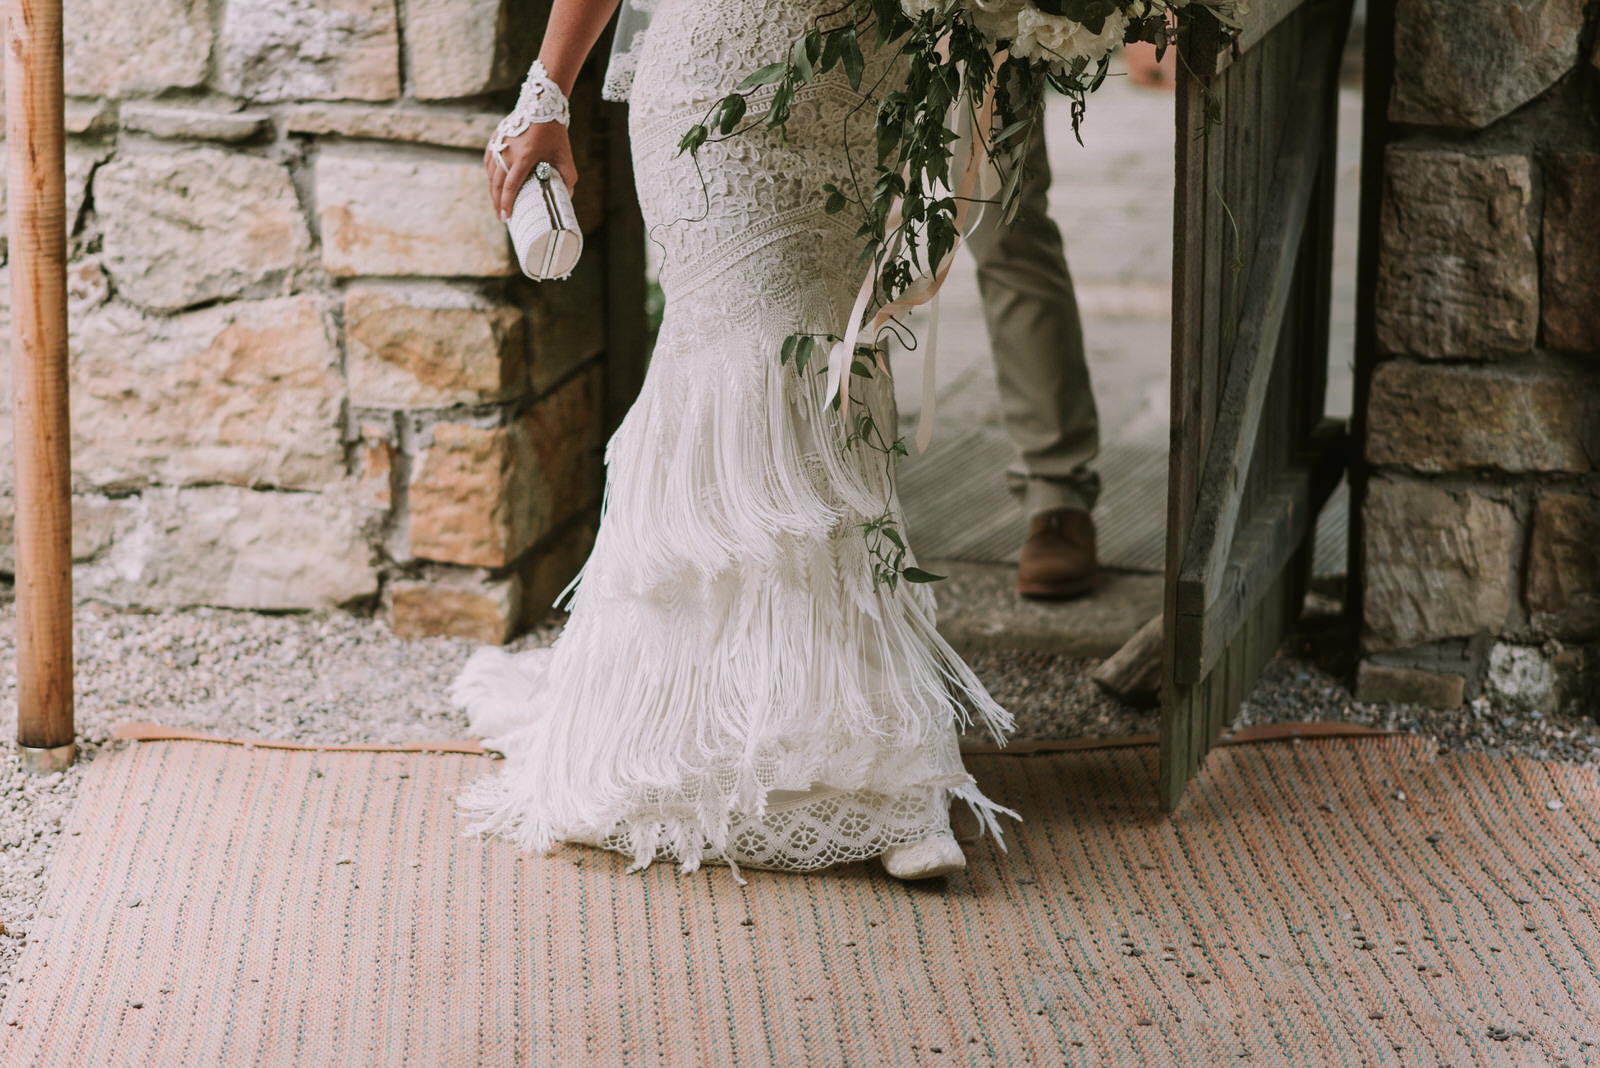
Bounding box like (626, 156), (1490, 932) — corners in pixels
(485, 0), (624, 220)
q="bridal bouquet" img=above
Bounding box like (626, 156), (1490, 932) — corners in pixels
(680, 0), (1247, 589)
(680, 0), (1248, 283)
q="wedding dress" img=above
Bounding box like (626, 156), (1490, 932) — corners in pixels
(451, 0), (1017, 875)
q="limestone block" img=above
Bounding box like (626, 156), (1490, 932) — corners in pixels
(1390, 0), (1585, 130)
(1366, 361), (1596, 474)
(353, 422), (397, 511)
(390, 569), (522, 643)
(316, 146), (512, 277)
(64, 99), (115, 135)
(518, 519), (596, 626)
(284, 104), (499, 149)
(407, 421), (528, 567)
(407, 371), (597, 567)
(517, 249), (606, 393)
(119, 103), (272, 143)
(1361, 478), (1516, 651)
(217, 0), (400, 103)
(1375, 150), (1538, 358)
(406, 0), (536, 100)
(63, 0), (210, 97)
(1354, 662), (1465, 708)
(1553, 644), (1599, 716)
(518, 370), (601, 537)
(70, 295), (346, 492)
(345, 283), (525, 408)
(62, 148), (107, 236)
(1526, 493), (1600, 639)
(1484, 643), (1557, 714)
(74, 486), (381, 610)
(1541, 153), (1600, 353)
(0, 495), (121, 575)
(96, 146), (312, 312)
(0, 144), (109, 257)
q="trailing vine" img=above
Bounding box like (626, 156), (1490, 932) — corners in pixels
(678, 0), (1246, 590)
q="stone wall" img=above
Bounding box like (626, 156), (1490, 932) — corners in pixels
(0, 0), (645, 644)
(1357, 0), (1600, 712)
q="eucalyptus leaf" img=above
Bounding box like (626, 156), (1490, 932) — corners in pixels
(677, 124), (708, 155)
(716, 93), (747, 135)
(841, 28), (864, 90)
(736, 62), (788, 91)
(792, 35), (815, 84)
(794, 334), (815, 375)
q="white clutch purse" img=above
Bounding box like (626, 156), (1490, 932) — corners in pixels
(508, 161), (582, 281)
(489, 60), (582, 281)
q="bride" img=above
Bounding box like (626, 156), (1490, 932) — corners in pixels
(453, 0), (1017, 881)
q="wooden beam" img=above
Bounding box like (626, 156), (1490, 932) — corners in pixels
(1190, 0), (1315, 78)
(1092, 613), (1163, 706)
(8, 0), (76, 772)
(1174, 20), (1338, 620)
(1173, 422), (1346, 684)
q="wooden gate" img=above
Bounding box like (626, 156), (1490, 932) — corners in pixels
(1160, 0), (1354, 810)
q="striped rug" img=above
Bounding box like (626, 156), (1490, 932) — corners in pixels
(3, 730), (1598, 1066)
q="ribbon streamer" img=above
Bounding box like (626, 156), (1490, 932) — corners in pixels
(825, 56), (1005, 452)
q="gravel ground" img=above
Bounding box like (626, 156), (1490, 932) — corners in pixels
(3, 596), (1598, 1004)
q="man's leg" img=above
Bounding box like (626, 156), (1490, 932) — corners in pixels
(965, 122), (1102, 595)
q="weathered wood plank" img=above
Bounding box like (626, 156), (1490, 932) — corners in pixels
(1173, 422), (1347, 683)
(1173, 17), (1339, 620)
(1093, 614), (1163, 706)
(1159, 25), (1213, 810)
(1160, 0), (1353, 813)
(1190, 0), (1314, 78)
(1198, 72), (1227, 459)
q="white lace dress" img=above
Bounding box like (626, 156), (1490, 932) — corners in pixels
(451, 0), (1017, 875)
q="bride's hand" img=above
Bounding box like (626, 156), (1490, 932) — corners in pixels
(485, 122), (579, 222)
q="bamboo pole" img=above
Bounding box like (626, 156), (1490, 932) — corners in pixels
(7, 0), (75, 773)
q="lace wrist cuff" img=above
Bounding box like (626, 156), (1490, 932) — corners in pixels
(488, 60), (571, 171)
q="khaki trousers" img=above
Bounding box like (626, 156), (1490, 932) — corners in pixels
(964, 124), (1101, 517)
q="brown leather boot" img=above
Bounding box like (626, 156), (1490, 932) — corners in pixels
(1017, 508), (1099, 599)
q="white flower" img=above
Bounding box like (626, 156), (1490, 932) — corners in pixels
(966, 0), (1027, 44)
(901, 0), (955, 16)
(1010, 6), (1129, 69)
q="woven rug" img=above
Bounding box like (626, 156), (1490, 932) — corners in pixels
(4, 730), (1598, 1067)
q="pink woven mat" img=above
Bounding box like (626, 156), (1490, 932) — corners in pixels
(3, 731), (1597, 1066)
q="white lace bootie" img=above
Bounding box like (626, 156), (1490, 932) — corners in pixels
(881, 832), (966, 880)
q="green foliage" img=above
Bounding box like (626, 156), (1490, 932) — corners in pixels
(675, 0), (1202, 590)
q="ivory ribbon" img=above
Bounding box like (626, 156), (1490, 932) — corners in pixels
(825, 56), (1005, 453)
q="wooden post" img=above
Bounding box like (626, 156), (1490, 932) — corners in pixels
(7, 0), (75, 773)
